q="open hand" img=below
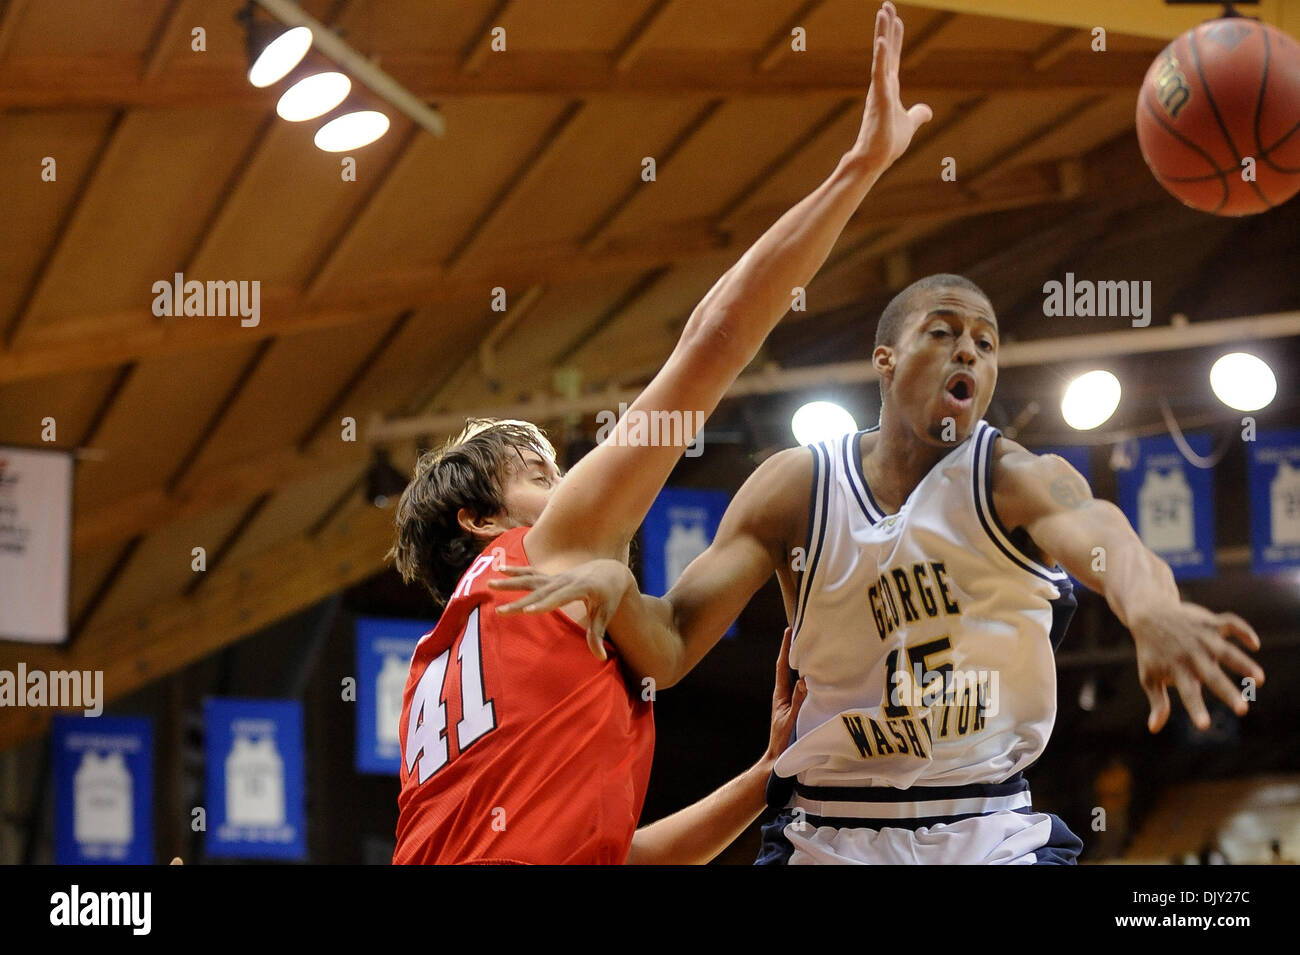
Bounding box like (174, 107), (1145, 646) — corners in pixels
(1131, 601), (1264, 733)
(488, 559), (634, 662)
(851, 2), (933, 170)
(764, 627), (808, 764)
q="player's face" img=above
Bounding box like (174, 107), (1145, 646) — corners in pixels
(882, 288), (998, 444)
(498, 449), (563, 527)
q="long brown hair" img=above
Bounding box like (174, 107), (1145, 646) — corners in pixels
(388, 418), (555, 606)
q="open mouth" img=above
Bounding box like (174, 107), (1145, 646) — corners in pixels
(944, 372), (976, 407)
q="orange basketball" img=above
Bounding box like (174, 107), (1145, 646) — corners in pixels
(1136, 16), (1300, 216)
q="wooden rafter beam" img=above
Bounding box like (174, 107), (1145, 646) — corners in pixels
(4, 110), (126, 349)
(0, 154), (1084, 387)
(443, 100), (586, 271)
(0, 0), (30, 64)
(0, 49), (1159, 108)
(757, 1), (827, 72)
(459, 0), (514, 75)
(0, 501), (395, 753)
(613, 0), (676, 72)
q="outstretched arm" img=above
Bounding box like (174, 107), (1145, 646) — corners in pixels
(527, 2), (931, 570)
(993, 441), (1265, 733)
(491, 447), (809, 687)
(624, 628), (806, 865)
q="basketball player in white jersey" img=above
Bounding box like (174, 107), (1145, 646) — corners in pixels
(490, 272), (1266, 864)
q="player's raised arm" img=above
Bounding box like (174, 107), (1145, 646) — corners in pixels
(991, 440), (1266, 734)
(527, 2), (931, 569)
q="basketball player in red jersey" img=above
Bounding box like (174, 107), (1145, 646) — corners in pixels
(390, 2), (933, 865)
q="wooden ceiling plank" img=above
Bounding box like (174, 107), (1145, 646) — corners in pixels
(0, 0), (30, 64)
(460, 0), (514, 75)
(0, 48), (1160, 107)
(582, 98), (724, 253)
(614, 0), (677, 72)
(901, 11), (956, 70)
(715, 97), (857, 227)
(757, 1), (827, 72)
(1030, 27), (1081, 72)
(442, 100), (586, 272)
(297, 310), (415, 447)
(142, 0), (189, 81)
(164, 339), (275, 492)
(3, 110), (126, 349)
(183, 493), (271, 597)
(304, 123), (423, 299)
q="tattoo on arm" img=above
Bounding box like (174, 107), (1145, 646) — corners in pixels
(1048, 474), (1092, 510)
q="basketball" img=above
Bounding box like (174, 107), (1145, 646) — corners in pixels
(1136, 16), (1300, 216)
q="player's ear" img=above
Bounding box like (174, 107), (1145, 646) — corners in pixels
(872, 344), (896, 382)
(457, 507), (505, 542)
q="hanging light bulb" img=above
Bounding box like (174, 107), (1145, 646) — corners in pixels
(314, 110), (391, 151)
(247, 25), (313, 88)
(1061, 370), (1121, 430)
(1210, 352), (1276, 412)
(791, 401), (857, 446)
(277, 72), (351, 121)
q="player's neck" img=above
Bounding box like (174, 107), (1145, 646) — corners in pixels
(864, 413), (957, 512)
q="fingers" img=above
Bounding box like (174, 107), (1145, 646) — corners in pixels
(1174, 669), (1211, 731)
(908, 103), (934, 129)
(586, 623), (608, 662)
(493, 564), (538, 577)
(792, 677), (808, 716)
(1218, 612), (1262, 653)
(1196, 655), (1248, 718)
(774, 627), (794, 700)
(1143, 680), (1170, 733)
(889, 5), (903, 78)
(497, 582), (571, 614)
(1213, 639), (1265, 686)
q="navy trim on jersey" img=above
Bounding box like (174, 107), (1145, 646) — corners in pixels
(1048, 579), (1077, 652)
(972, 423), (1069, 584)
(848, 427), (888, 524)
(799, 805), (1038, 831)
(1032, 814), (1084, 865)
(791, 443), (831, 641)
(793, 773), (1027, 805)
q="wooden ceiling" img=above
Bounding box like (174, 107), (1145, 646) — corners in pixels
(1, 0), (1297, 749)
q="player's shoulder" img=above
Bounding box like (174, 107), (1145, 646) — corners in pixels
(990, 434), (1079, 490)
(726, 445), (815, 540)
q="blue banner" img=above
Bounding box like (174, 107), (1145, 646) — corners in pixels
(642, 487), (735, 637)
(1248, 428), (1300, 575)
(356, 617), (430, 775)
(204, 698), (306, 860)
(1117, 434), (1215, 581)
(53, 716), (152, 865)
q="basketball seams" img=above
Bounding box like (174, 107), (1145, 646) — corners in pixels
(1189, 28), (1247, 168)
(1256, 27), (1300, 167)
(1139, 92), (1229, 212)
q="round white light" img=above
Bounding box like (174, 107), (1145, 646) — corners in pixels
(1210, 352), (1276, 412)
(1061, 370), (1121, 430)
(276, 72), (351, 121)
(791, 401), (858, 447)
(314, 110), (391, 151)
(248, 26), (312, 88)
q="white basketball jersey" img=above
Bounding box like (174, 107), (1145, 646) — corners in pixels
(777, 421), (1076, 790)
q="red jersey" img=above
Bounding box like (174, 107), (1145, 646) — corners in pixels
(393, 527), (655, 864)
